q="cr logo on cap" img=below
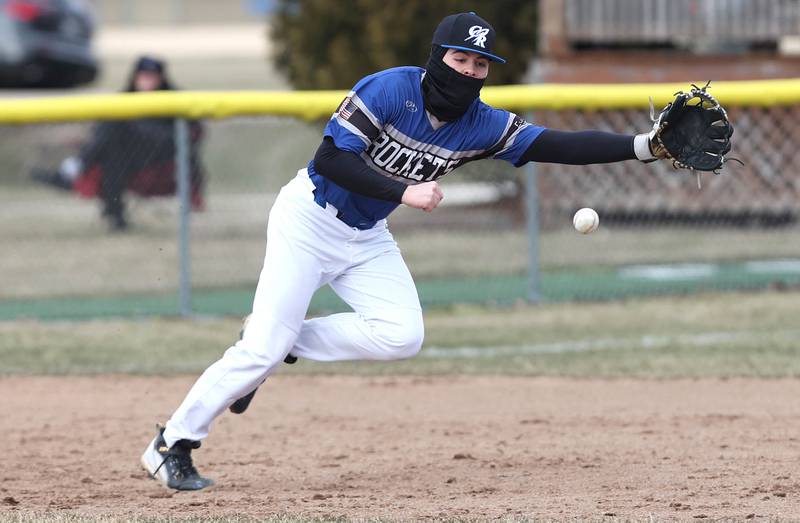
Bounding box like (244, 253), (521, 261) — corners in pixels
(465, 26), (489, 48)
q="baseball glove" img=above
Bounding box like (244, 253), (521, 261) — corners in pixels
(649, 82), (735, 177)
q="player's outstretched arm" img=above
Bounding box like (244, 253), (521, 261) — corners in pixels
(517, 84), (734, 174)
(519, 129), (641, 166)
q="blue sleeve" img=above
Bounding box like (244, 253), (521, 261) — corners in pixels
(323, 73), (396, 156)
(488, 110), (546, 167)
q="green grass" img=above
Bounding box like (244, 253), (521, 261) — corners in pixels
(3, 256), (800, 321)
(2, 290), (799, 378)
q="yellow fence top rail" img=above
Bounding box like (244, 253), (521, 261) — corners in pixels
(0, 78), (797, 124)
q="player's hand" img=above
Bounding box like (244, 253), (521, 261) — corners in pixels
(401, 181), (444, 212)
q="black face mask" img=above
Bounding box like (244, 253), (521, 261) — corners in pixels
(422, 46), (485, 122)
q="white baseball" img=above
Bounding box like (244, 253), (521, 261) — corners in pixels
(573, 207), (599, 234)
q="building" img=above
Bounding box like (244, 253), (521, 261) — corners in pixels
(538, 0), (800, 83)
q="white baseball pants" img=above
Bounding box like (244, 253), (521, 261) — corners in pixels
(163, 169), (424, 446)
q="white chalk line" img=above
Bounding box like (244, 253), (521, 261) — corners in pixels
(420, 329), (800, 359)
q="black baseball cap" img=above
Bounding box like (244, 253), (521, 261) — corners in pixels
(431, 12), (506, 64)
(134, 55), (165, 74)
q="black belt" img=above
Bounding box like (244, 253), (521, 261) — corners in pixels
(311, 189), (377, 230)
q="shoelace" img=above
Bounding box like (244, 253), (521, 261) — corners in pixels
(152, 445), (198, 480)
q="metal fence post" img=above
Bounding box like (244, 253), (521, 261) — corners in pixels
(175, 118), (192, 316)
(525, 112), (542, 304)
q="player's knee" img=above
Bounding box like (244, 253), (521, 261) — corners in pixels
(227, 319), (297, 369)
(376, 310), (424, 359)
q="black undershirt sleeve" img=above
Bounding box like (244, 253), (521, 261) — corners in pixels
(313, 136), (407, 203)
(519, 129), (637, 166)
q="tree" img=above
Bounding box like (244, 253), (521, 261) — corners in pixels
(271, 0), (538, 90)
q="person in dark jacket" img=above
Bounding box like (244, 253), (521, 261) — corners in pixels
(31, 55), (206, 231)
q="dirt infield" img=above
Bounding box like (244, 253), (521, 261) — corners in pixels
(2, 375), (800, 520)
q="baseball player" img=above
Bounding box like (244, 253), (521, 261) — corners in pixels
(140, 12), (686, 490)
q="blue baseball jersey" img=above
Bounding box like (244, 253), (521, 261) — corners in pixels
(307, 66), (546, 229)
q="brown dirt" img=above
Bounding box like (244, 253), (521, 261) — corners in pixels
(2, 375), (800, 520)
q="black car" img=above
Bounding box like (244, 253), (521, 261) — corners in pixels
(0, 0), (98, 88)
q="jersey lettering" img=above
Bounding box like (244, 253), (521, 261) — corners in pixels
(386, 148), (415, 175)
(372, 139), (403, 168)
(366, 131), (466, 182)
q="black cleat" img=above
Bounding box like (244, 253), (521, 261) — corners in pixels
(140, 426), (214, 491)
(228, 352), (296, 415)
(229, 387), (258, 414)
(227, 355), (297, 414)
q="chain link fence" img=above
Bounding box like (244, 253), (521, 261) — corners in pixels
(1, 102), (799, 320)
(535, 106), (799, 225)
